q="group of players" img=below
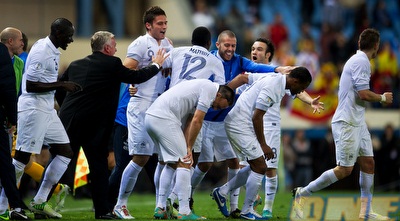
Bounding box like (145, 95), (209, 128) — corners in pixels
(106, 5), (315, 221)
(106, 5), (394, 221)
(0, 3), (394, 221)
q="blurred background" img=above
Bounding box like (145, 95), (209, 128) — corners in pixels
(1, 0), (399, 196)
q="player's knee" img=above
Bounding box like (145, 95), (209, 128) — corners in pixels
(251, 162), (267, 175)
(14, 150), (31, 164)
(197, 162), (212, 172)
(226, 158), (239, 168)
(49, 144), (74, 159)
(335, 166), (353, 179)
(358, 157), (375, 173)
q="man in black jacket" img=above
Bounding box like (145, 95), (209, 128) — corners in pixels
(0, 42), (28, 220)
(57, 31), (167, 220)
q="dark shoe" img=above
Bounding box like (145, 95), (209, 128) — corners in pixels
(229, 208), (241, 219)
(33, 213), (48, 219)
(9, 208), (30, 220)
(173, 202), (179, 210)
(95, 212), (121, 219)
(189, 198), (194, 212)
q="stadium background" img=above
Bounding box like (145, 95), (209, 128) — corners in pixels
(1, 0), (399, 196)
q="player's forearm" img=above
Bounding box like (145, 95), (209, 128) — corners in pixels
(252, 112), (267, 147)
(186, 120), (203, 152)
(26, 80), (67, 93)
(358, 89), (386, 102)
(297, 91), (313, 105)
(227, 74), (248, 90)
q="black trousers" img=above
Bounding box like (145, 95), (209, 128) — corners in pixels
(65, 124), (113, 218)
(0, 125), (24, 209)
(107, 123), (131, 209)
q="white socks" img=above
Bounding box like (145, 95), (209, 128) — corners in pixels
(264, 175), (277, 212)
(302, 169), (338, 196)
(242, 171), (264, 214)
(176, 168), (191, 215)
(359, 171), (374, 215)
(34, 155), (70, 203)
(0, 189), (8, 214)
(154, 162), (165, 206)
(12, 159), (26, 186)
(190, 166), (206, 196)
(219, 166), (251, 196)
(228, 168), (239, 212)
(156, 165), (175, 209)
(116, 161), (143, 208)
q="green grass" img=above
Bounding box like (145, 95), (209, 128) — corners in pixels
(24, 190), (400, 220)
(23, 190), (293, 220)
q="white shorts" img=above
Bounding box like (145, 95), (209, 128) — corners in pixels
(198, 121), (237, 163)
(127, 97), (154, 156)
(145, 115), (187, 163)
(225, 121), (264, 162)
(332, 121), (373, 167)
(16, 109), (69, 154)
(240, 129), (281, 168)
(193, 127), (202, 153)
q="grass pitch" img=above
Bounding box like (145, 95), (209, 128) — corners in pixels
(24, 190), (293, 220)
(24, 190), (399, 220)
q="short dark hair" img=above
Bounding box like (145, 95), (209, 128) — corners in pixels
(289, 66), (312, 84)
(22, 32), (28, 51)
(50, 18), (73, 36)
(143, 6), (166, 28)
(218, 85), (235, 106)
(255, 38), (275, 62)
(191, 26), (211, 47)
(217, 30), (236, 43)
(359, 28), (380, 51)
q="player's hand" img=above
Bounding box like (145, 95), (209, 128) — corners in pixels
(129, 85), (138, 97)
(182, 149), (193, 166)
(275, 66), (296, 75)
(63, 81), (82, 92)
(262, 144), (274, 160)
(310, 95), (325, 114)
(382, 92), (393, 104)
(152, 48), (169, 68)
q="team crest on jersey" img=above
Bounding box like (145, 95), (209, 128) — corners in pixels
(361, 71), (368, 78)
(34, 63), (42, 70)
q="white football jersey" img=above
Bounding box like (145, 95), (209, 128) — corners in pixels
(18, 37), (60, 113)
(126, 33), (173, 101)
(164, 45), (225, 87)
(332, 50), (371, 126)
(225, 73), (286, 132)
(146, 79), (219, 125)
(248, 73), (293, 128)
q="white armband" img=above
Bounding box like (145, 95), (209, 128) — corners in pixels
(380, 94), (386, 103)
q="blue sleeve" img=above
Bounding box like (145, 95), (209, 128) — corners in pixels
(241, 56), (277, 73)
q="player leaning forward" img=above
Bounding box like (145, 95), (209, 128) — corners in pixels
(145, 79), (235, 220)
(212, 66), (313, 220)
